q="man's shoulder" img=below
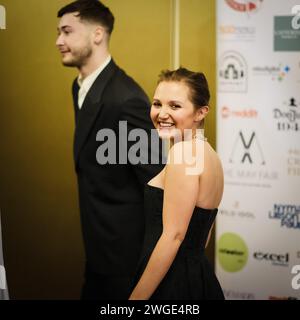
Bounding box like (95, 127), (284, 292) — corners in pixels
(106, 64), (149, 103)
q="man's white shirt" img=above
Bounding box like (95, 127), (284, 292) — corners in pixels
(77, 55), (111, 109)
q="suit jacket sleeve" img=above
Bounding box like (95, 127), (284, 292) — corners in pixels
(120, 97), (164, 187)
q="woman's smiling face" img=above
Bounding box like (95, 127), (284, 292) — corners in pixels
(151, 81), (201, 140)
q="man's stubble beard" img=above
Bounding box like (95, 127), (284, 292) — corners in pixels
(62, 44), (93, 68)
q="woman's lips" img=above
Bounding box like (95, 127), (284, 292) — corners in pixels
(158, 121), (174, 129)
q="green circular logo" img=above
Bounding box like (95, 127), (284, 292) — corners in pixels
(217, 232), (248, 272)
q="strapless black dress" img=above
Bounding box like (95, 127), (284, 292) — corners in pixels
(133, 184), (225, 300)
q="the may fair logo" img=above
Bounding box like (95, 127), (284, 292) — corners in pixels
(218, 51), (247, 93)
(229, 131), (265, 165)
(225, 0), (263, 14)
(224, 131), (278, 188)
(269, 204), (300, 230)
(273, 97), (300, 132)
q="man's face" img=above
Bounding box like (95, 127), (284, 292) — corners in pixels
(56, 13), (93, 68)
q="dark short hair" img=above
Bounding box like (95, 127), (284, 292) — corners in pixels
(57, 0), (114, 35)
(158, 68), (210, 109)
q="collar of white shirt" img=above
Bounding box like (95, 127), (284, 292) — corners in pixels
(77, 55), (112, 109)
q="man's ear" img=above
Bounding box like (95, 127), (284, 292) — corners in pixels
(93, 26), (105, 45)
(195, 106), (209, 122)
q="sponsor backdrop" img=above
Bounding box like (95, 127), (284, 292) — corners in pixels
(216, 0), (300, 300)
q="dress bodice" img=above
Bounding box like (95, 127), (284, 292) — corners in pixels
(142, 184), (217, 256)
(132, 184), (224, 300)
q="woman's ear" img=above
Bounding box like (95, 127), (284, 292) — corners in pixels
(194, 106), (209, 123)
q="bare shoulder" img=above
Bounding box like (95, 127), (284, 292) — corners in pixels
(164, 142), (200, 210)
(205, 142), (223, 170)
(167, 140), (205, 176)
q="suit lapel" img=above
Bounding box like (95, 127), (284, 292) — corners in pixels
(74, 59), (118, 165)
(72, 79), (80, 125)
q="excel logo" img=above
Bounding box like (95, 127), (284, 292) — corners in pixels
(292, 5), (300, 30)
(0, 5), (6, 30)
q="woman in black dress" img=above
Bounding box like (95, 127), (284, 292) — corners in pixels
(129, 68), (224, 300)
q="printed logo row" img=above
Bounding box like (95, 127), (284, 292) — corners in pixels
(218, 51), (300, 92)
(217, 233), (300, 292)
(219, 204), (300, 231)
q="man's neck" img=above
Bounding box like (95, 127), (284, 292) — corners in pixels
(79, 50), (110, 80)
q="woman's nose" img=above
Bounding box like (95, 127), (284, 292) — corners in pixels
(158, 106), (169, 119)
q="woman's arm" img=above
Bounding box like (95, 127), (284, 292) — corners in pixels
(129, 141), (201, 300)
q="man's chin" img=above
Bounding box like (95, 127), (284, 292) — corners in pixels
(62, 61), (77, 67)
(61, 58), (78, 67)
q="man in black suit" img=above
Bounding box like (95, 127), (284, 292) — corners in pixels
(56, 0), (163, 299)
